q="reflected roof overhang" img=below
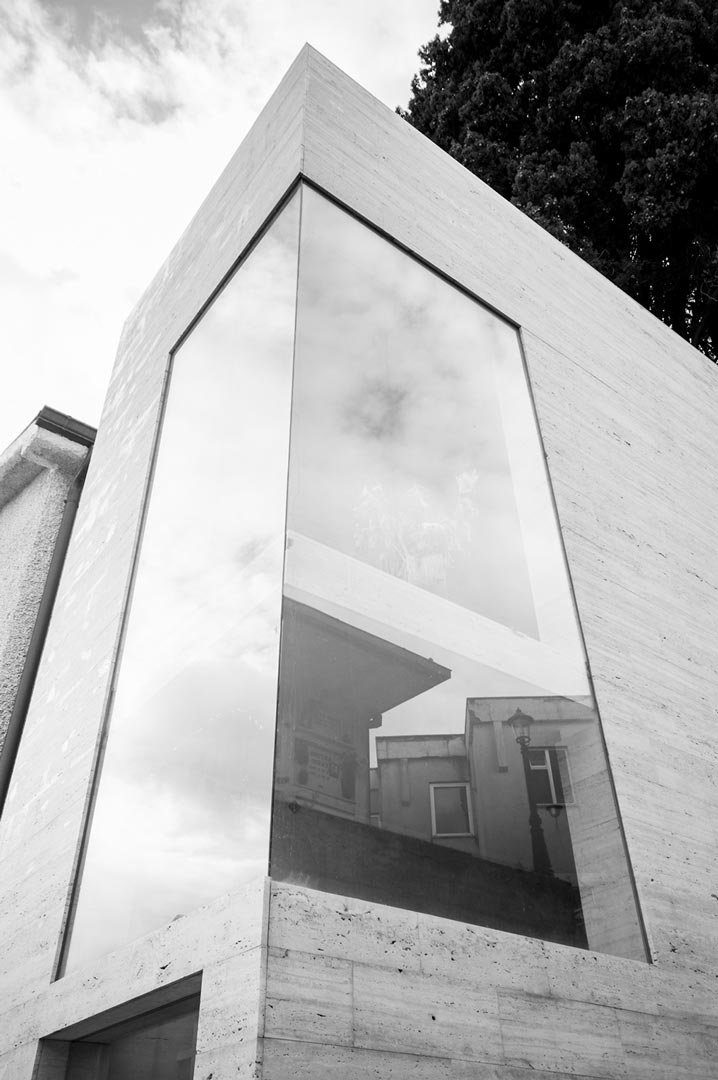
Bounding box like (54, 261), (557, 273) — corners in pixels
(282, 598), (451, 724)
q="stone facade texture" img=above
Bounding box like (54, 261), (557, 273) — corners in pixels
(0, 48), (716, 1080)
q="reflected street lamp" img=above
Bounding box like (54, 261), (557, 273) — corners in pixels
(508, 708), (553, 877)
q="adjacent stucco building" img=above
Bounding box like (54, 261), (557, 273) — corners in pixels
(0, 408), (94, 816)
(0, 47), (717, 1080)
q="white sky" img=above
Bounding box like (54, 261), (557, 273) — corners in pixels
(0, 0), (442, 450)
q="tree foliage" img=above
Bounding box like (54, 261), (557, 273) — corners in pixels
(401, 0), (718, 361)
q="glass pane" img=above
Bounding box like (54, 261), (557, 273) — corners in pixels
(432, 786), (471, 836)
(61, 193), (300, 974)
(65, 997), (199, 1080)
(527, 751), (555, 805)
(271, 186), (646, 960)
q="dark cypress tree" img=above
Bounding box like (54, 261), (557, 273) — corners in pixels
(401, 0), (718, 361)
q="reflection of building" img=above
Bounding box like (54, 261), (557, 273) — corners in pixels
(274, 599), (450, 821)
(1, 46), (717, 1080)
(372, 696), (586, 881)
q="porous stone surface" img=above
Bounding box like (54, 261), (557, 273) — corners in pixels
(0, 425), (89, 761)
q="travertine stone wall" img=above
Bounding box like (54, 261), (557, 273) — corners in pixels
(0, 45), (716, 1080)
(262, 48), (718, 1079)
(264, 883), (718, 1079)
(8, 883), (267, 1080)
(299, 46), (718, 966)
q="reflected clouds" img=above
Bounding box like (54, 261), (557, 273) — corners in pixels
(290, 187), (539, 636)
(62, 192), (301, 973)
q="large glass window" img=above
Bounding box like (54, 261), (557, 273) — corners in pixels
(61, 184), (646, 971)
(270, 186), (647, 960)
(60, 193), (301, 974)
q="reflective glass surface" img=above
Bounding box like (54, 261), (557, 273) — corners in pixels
(64, 996), (199, 1080)
(61, 193), (300, 973)
(271, 187), (646, 960)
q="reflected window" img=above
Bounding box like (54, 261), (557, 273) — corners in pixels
(60, 192), (301, 974)
(271, 186), (647, 961)
(63, 996), (199, 1080)
(527, 747), (573, 806)
(430, 783), (473, 837)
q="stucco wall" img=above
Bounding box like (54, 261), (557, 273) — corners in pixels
(0, 424), (90, 765)
(0, 470), (66, 750)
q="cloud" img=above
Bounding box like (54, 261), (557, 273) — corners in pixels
(3, 0), (253, 127)
(0, 0), (440, 447)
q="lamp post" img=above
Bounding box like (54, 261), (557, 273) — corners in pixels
(508, 707), (553, 877)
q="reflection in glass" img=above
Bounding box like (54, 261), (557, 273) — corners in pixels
(430, 783), (473, 837)
(64, 996), (199, 1080)
(61, 193), (301, 973)
(271, 187), (646, 960)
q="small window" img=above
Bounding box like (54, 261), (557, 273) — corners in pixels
(63, 995), (199, 1080)
(527, 747), (573, 806)
(430, 782), (474, 837)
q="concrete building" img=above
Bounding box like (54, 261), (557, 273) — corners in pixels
(1, 46), (717, 1080)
